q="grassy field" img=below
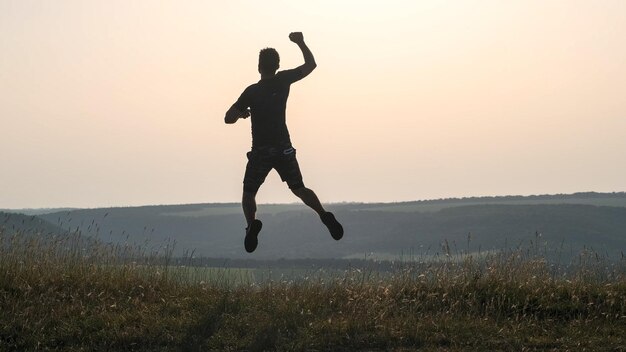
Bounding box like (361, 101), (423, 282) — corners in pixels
(1, 231), (626, 351)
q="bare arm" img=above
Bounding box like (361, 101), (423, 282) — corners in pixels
(289, 32), (317, 78)
(224, 106), (249, 124)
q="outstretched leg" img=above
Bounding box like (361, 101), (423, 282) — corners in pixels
(292, 187), (343, 240)
(291, 187), (325, 215)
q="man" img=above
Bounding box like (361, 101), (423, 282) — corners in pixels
(225, 32), (343, 253)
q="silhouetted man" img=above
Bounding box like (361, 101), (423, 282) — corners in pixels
(225, 32), (343, 253)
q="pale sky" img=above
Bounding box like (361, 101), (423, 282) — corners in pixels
(1, 0), (625, 209)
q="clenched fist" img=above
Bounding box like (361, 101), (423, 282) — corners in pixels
(289, 32), (304, 44)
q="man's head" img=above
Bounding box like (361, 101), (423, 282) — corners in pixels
(258, 48), (280, 75)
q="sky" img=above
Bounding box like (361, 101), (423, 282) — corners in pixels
(1, 0), (625, 209)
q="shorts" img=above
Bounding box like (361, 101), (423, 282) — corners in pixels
(243, 144), (304, 193)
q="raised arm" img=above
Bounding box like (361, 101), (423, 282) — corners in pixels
(289, 32), (317, 78)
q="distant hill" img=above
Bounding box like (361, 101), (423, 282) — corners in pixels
(0, 212), (68, 237)
(0, 208), (76, 216)
(35, 192), (626, 260)
(347, 191), (626, 212)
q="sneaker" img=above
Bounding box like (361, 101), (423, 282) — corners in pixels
(320, 212), (343, 240)
(244, 219), (263, 253)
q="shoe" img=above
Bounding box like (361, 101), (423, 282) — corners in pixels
(320, 212), (343, 240)
(244, 219), (263, 253)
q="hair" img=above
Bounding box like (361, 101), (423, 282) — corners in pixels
(258, 48), (280, 74)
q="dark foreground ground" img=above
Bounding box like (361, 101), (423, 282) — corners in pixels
(2, 274), (625, 351)
(1, 233), (625, 351)
(2, 272), (626, 351)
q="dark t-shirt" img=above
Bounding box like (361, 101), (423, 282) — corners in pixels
(232, 68), (304, 148)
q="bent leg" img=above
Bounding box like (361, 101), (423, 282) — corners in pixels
(292, 187), (326, 216)
(293, 186), (344, 240)
(242, 191), (257, 227)
(279, 149), (342, 239)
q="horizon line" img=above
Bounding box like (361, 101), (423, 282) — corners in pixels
(2, 190), (624, 211)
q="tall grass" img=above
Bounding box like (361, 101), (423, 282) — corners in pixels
(1, 224), (625, 351)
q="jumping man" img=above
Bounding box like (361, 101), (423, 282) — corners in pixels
(225, 32), (343, 253)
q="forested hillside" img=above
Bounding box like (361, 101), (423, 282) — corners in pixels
(32, 192), (626, 260)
